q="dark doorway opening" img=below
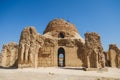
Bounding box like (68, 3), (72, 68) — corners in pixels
(58, 47), (65, 67)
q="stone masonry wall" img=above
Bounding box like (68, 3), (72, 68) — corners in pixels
(18, 27), (44, 68)
(85, 32), (105, 68)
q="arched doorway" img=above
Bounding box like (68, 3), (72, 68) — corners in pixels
(58, 47), (65, 67)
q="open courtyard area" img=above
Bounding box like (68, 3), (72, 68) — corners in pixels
(0, 67), (120, 80)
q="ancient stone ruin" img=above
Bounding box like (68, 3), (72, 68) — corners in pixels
(0, 19), (119, 69)
(85, 33), (105, 69)
(0, 42), (18, 67)
(107, 44), (120, 67)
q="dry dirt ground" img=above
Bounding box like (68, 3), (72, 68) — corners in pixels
(0, 67), (120, 80)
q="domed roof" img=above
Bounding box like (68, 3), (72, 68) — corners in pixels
(43, 19), (78, 34)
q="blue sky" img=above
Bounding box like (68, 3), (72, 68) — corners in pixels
(0, 0), (120, 51)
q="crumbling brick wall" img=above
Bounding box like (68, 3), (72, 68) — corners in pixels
(18, 27), (44, 68)
(85, 32), (105, 68)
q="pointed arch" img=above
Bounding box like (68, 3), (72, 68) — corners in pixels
(58, 47), (65, 67)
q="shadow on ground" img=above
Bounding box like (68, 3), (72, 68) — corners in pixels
(59, 67), (86, 71)
(0, 66), (17, 69)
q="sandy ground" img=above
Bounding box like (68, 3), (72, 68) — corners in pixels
(0, 67), (120, 80)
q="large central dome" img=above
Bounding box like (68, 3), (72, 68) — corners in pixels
(43, 19), (78, 34)
(43, 19), (84, 43)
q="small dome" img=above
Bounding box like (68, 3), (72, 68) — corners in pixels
(43, 19), (78, 34)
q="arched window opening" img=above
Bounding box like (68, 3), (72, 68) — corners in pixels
(58, 32), (65, 38)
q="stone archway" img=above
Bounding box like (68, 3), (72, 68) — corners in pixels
(58, 47), (65, 67)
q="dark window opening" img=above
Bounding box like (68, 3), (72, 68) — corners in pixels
(58, 32), (65, 38)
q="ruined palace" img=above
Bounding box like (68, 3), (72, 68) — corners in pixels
(0, 19), (120, 69)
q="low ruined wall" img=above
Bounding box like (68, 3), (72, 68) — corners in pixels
(1, 42), (18, 68)
(108, 44), (120, 67)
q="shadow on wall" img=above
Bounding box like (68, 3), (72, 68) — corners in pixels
(89, 51), (97, 68)
(0, 59), (18, 69)
(115, 55), (118, 67)
(77, 42), (86, 67)
(0, 65), (17, 69)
